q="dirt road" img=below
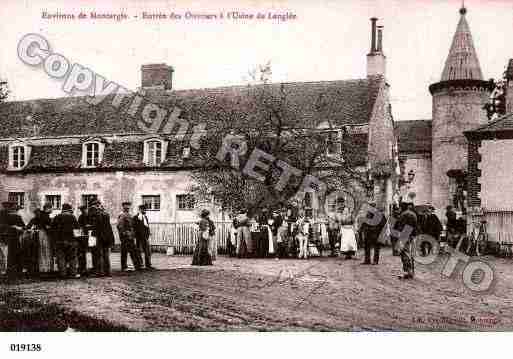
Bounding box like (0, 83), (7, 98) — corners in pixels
(1, 249), (512, 331)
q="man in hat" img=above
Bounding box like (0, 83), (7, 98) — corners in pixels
(52, 203), (80, 278)
(256, 208), (270, 257)
(89, 200), (115, 276)
(421, 204), (442, 256)
(133, 204), (153, 269)
(393, 200), (418, 279)
(1, 201), (25, 278)
(117, 201), (142, 272)
(360, 201), (387, 265)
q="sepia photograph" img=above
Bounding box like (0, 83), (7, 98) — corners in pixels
(1, 0), (513, 353)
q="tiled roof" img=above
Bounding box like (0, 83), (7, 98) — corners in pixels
(395, 120), (432, 154)
(0, 77), (381, 173)
(0, 76), (383, 139)
(465, 112), (513, 139)
(440, 8), (483, 81)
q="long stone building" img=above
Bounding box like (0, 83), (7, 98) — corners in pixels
(0, 17), (398, 237)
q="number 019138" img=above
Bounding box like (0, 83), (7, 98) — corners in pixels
(10, 344), (42, 352)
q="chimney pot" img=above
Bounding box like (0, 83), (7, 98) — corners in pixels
(370, 17), (378, 53)
(377, 26), (384, 53)
(141, 63), (174, 90)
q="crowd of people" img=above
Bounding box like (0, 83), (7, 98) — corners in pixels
(0, 200), (154, 280)
(0, 194), (459, 281)
(222, 203), (381, 262)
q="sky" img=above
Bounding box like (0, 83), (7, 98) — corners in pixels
(0, 0), (512, 121)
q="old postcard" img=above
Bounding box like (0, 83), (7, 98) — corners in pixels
(1, 0), (512, 356)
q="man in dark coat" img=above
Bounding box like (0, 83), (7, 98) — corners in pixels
(421, 205), (443, 256)
(360, 202), (387, 265)
(52, 203), (80, 278)
(133, 204), (153, 269)
(117, 202), (142, 272)
(77, 205), (92, 275)
(89, 201), (115, 276)
(394, 201), (418, 279)
(445, 205), (458, 248)
(256, 208), (270, 257)
(269, 210), (283, 258)
(1, 202), (25, 278)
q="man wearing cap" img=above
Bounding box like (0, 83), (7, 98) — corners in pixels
(393, 200), (418, 279)
(89, 201), (115, 276)
(133, 204), (153, 269)
(117, 202), (142, 272)
(1, 201), (25, 278)
(52, 203), (80, 278)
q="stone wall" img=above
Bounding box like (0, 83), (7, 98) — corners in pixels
(479, 139), (513, 210)
(0, 170), (223, 225)
(431, 87), (489, 216)
(400, 153), (432, 205)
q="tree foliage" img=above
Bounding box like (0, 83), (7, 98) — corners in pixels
(0, 79), (8, 102)
(190, 65), (374, 215)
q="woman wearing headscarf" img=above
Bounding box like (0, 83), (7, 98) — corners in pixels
(192, 209), (213, 266)
(25, 203), (53, 274)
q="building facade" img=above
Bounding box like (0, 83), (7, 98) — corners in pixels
(396, 5), (493, 220)
(0, 18), (398, 240)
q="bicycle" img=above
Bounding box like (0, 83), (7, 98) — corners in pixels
(465, 220), (488, 257)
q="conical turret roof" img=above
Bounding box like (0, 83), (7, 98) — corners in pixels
(440, 6), (483, 81)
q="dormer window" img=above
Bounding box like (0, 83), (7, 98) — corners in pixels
(82, 141), (104, 168)
(144, 139), (167, 166)
(8, 143), (31, 170)
(12, 146), (26, 168)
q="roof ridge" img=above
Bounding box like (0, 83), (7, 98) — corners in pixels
(2, 77), (374, 105)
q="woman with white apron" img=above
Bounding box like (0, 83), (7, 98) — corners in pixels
(339, 207), (357, 259)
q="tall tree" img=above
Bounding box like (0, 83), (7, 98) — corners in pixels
(190, 65), (373, 215)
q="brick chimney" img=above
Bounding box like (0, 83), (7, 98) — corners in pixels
(141, 63), (174, 90)
(367, 19), (386, 77)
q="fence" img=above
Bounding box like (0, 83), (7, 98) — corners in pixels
(147, 221), (232, 255)
(468, 209), (513, 244)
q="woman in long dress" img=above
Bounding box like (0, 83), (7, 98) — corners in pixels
(339, 207), (358, 259)
(25, 205), (53, 274)
(235, 209), (250, 258)
(192, 209), (213, 266)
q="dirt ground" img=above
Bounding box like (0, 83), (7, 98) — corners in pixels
(1, 248), (513, 331)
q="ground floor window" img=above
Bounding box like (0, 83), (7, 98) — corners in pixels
(142, 195), (161, 211)
(45, 194), (62, 210)
(8, 192), (25, 209)
(176, 194), (195, 211)
(81, 194), (98, 209)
